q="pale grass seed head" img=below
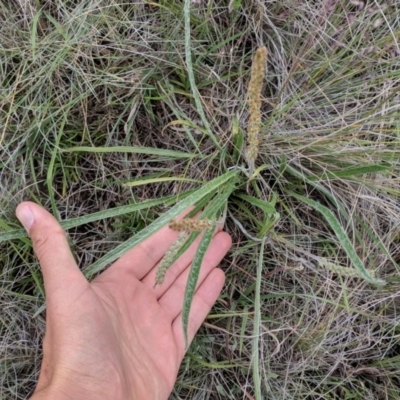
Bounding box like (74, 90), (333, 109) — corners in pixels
(318, 258), (376, 278)
(169, 218), (214, 232)
(246, 46), (267, 169)
(155, 232), (188, 286)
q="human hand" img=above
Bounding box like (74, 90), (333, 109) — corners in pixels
(16, 202), (231, 400)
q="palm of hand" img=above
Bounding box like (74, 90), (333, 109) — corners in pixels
(18, 202), (231, 400)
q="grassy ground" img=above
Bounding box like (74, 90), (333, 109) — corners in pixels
(1, 0), (400, 398)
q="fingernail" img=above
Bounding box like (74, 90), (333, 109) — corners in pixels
(16, 204), (35, 233)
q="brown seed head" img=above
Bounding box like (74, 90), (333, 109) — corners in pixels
(246, 46), (267, 167)
(169, 218), (214, 232)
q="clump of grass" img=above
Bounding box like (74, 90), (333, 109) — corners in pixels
(2, 0), (400, 399)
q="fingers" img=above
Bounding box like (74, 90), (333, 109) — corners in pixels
(158, 231), (231, 317)
(172, 268), (226, 360)
(16, 202), (85, 301)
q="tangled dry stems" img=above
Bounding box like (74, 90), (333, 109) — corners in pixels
(1, 0), (400, 398)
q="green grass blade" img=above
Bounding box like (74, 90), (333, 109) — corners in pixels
(253, 237), (266, 400)
(63, 195), (183, 229)
(232, 116), (244, 163)
(235, 194), (276, 215)
(182, 227), (214, 348)
(184, 0), (221, 150)
(239, 304), (249, 355)
(43, 12), (70, 40)
(160, 99), (201, 152)
(0, 194), (184, 243)
(30, 11), (41, 59)
(288, 191), (386, 286)
(284, 164), (349, 220)
(84, 170), (239, 278)
(124, 176), (202, 187)
(0, 229), (27, 242)
(62, 146), (197, 159)
(180, 183), (236, 345)
(196, 31), (245, 65)
(47, 118), (66, 217)
(308, 164), (390, 181)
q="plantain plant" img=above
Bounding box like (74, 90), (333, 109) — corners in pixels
(0, 3), (386, 356)
(0, 41), (385, 352)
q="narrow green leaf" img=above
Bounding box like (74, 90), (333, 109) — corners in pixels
(187, 191), (217, 218)
(30, 11), (41, 58)
(258, 212), (280, 238)
(253, 237), (266, 400)
(232, 116), (243, 163)
(232, 0), (242, 10)
(182, 227), (214, 348)
(184, 0), (221, 150)
(288, 191), (386, 286)
(62, 146), (196, 159)
(0, 194), (183, 243)
(284, 164), (349, 220)
(63, 195), (183, 229)
(231, 199), (264, 229)
(0, 229), (26, 242)
(43, 12), (70, 40)
(124, 176), (202, 187)
(249, 164), (269, 181)
(354, 215), (397, 267)
(160, 102), (201, 151)
(1, 288), (38, 302)
(47, 119), (66, 217)
(239, 305), (249, 354)
(196, 32), (245, 65)
(165, 119), (207, 135)
(179, 183), (236, 345)
(308, 164), (390, 181)
(186, 354), (239, 368)
(84, 170), (239, 278)
(235, 193), (275, 215)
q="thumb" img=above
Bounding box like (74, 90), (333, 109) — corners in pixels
(16, 202), (85, 299)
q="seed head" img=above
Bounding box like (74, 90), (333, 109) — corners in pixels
(318, 258), (375, 278)
(169, 218), (214, 232)
(246, 46), (267, 169)
(155, 232), (188, 286)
